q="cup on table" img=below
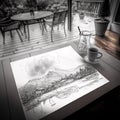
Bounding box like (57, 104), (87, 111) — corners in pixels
(88, 47), (103, 62)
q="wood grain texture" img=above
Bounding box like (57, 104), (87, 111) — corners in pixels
(95, 31), (120, 60)
(0, 61), (10, 120)
(2, 59), (26, 120)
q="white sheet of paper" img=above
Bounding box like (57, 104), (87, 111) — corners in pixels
(10, 46), (109, 120)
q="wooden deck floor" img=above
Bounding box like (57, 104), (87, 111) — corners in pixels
(0, 13), (95, 60)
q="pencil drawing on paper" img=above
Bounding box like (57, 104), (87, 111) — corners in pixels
(10, 46), (109, 120)
(19, 64), (96, 110)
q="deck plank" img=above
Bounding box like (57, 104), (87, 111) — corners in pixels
(0, 14), (81, 59)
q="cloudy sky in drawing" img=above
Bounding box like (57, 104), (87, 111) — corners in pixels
(10, 46), (84, 88)
(26, 57), (54, 77)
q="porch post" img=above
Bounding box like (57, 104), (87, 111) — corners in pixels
(68, 0), (72, 31)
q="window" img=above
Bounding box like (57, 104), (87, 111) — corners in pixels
(114, 1), (120, 24)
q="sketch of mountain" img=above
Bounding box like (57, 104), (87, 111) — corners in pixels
(19, 64), (96, 110)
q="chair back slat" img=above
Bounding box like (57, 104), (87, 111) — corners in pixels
(52, 13), (59, 25)
(59, 11), (67, 23)
(53, 10), (67, 25)
(45, 10), (68, 42)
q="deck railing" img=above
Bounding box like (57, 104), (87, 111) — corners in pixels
(74, 0), (104, 16)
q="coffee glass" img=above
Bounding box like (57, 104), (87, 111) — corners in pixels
(88, 47), (103, 62)
(78, 31), (91, 56)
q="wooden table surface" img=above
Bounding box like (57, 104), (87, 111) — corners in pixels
(1, 42), (120, 120)
(11, 11), (53, 21)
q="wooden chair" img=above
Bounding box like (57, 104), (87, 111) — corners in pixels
(45, 10), (68, 42)
(0, 17), (23, 44)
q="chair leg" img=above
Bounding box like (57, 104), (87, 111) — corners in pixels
(51, 27), (53, 42)
(26, 24), (30, 41)
(10, 31), (13, 38)
(41, 23), (44, 35)
(23, 24), (27, 38)
(16, 30), (23, 42)
(40, 19), (47, 35)
(63, 23), (66, 37)
(1, 32), (5, 44)
(39, 22), (42, 30)
(43, 19), (47, 32)
(19, 24), (24, 36)
(19, 28), (23, 36)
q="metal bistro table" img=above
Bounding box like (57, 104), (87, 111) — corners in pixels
(11, 11), (53, 41)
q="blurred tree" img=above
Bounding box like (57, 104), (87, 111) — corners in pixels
(37, 0), (49, 10)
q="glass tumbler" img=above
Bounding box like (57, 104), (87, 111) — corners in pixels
(78, 31), (91, 56)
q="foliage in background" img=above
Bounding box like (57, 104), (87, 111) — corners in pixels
(37, 0), (49, 10)
(23, 0), (37, 8)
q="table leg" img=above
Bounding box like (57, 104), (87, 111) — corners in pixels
(26, 24), (30, 41)
(43, 19), (47, 32)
